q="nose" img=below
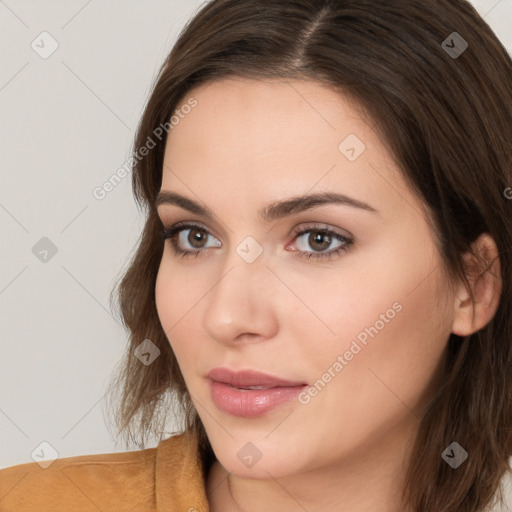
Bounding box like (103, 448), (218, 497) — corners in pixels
(202, 250), (279, 347)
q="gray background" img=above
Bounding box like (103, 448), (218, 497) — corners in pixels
(1, 0), (511, 476)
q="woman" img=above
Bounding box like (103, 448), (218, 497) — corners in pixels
(1, 0), (511, 511)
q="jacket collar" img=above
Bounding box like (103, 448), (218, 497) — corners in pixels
(155, 430), (209, 512)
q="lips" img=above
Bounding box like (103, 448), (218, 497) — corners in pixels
(208, 368), (309, 417)
(207, 368), (307, 389)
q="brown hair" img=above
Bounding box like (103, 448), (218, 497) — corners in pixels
(105, 0), (512, 510)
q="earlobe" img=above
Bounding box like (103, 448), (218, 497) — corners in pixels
(451, 233), (502, 337)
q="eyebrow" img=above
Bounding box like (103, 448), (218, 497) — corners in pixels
(154, 190), (379, 222)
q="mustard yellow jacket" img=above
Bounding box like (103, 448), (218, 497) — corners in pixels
(0, 431), (208, 512)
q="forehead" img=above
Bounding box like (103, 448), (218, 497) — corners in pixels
(161, 77), (416, 221)
(168, 77), (370, 154)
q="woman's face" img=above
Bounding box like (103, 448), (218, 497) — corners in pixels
(155, 78), (457, 479)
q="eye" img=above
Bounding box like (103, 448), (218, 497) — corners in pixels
(160, 221), (354, 261)
(289, 223), (354, 260)
(161, 222), (220, 258)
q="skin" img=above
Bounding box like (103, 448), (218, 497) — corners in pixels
(154, 78), (502, 512)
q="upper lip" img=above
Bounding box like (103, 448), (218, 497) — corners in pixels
(208, 368), (307, 388)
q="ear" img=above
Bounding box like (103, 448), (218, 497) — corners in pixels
(451, 233), (503, 336)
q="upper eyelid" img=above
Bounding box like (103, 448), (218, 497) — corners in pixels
(160, 218), (221, 238)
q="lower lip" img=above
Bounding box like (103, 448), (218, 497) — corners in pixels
(209, 380), (307, 418)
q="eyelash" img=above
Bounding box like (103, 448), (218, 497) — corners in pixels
(160, 222), (354, 261)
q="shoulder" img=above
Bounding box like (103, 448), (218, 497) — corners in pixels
(0, 433), (195, 512)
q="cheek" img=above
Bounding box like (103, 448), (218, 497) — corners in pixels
(286, 256), (452, 463)
(299, 247), (451, 423)
(154, 254), (226, 378)
(155, 251), (206, 325)
(154, 259), (197, 361)
(285, 229), (451, 388)
(155, 262), (173, 330)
